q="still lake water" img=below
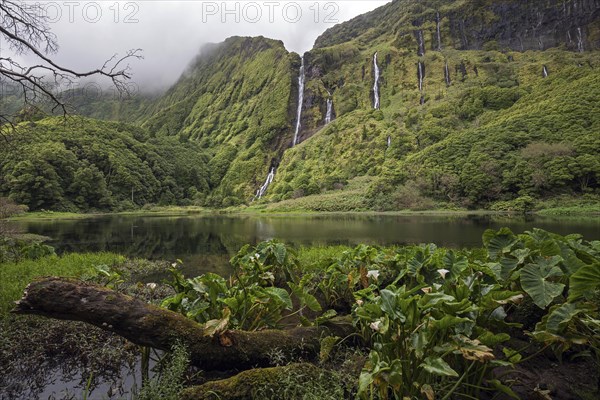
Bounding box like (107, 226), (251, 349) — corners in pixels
(15, 213), (600, 276)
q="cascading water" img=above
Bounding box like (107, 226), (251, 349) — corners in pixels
(325, 98), (333, 124)
(444, 61), (451, 86)
(542, 65), (549, 78)
(292, 56), (306, 146)
(417, 61), (424, 92)
(417, 30), (425, 56)
(577, 28), (584, 53)
(255, 167), (275, 199)
(436, 13), (442, 51)
(373, 52), (380, 109)
(387, 136), (391, 148)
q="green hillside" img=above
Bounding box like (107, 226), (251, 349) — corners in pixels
(1, 0), (599, 211)
(0, 117), (209, 211)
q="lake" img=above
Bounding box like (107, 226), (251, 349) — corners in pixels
(13, 213), (600, 276)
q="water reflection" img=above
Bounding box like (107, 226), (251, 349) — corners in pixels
(14, 214), (599, 272)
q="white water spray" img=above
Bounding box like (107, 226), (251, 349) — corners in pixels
(292, 56), (306, 146)
(373, 52), (380, 109)
(577, 27), (584, 53)
(255, 167), (275, 199)
(417, 29), (425, 56)
(325, 98), (333, 124)
(543, 65), (549, 78)
(418, 61), (424, 92)
(444, 61), (451, 86)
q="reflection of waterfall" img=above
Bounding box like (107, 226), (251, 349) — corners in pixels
(436, 13), (442, 51)
(577, 28), (584, 53)
(292, 56), (306, 146)
(444, 61), (451, 86)
(417, 61), (424, 92)
(325, 98), (333, 124)
(255, 167), (275, 199)
(417, 29), (425, 56)
(373, 52), (380, 109)
(542, 65), (549, 78)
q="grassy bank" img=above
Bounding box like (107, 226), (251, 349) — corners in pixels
(0, 252), (126, 314)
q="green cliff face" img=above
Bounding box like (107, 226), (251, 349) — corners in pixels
(141, 36), (296, 206)
(2, 1), (599, 211)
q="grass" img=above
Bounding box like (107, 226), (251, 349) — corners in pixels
(297, 245), (351, 272)
(0, 252), (126, 315)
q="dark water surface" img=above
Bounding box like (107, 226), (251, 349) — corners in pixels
(14, 213), (600, 275)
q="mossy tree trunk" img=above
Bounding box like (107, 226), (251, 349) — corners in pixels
(12, 277), (355, 371)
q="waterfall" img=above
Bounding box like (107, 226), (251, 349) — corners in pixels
(577, 28), (584, 53)
(436, 13), (442, 51)
(325, 97), (333, 124)
(417, 61), (424, 92)
(444, 61), (451, 86)
(417, 30), (425, 56)
(255, 167), (275, 199)
(373, 52), (380, 109)
(542, 65), (549, 78)
(387, 136), (391, 148)
(292, 56), (305, 146)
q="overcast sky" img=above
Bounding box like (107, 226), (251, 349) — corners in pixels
(9, 1), (389, 92)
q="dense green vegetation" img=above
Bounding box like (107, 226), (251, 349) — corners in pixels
(1, 1), (599, 212)
(157, 228), (600, 398)
(0, 117), (210, 211)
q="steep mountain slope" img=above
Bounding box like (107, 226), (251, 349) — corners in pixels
(264, 0), (600, 209)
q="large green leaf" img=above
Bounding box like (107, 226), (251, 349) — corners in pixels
(543, 303), (590, 333)
(520, 256), (565, 308)
(263, 287), (292, 310)
(568, 262), (600, 302)
(420, 356), (458, 377)
(483, 228), (518, 260)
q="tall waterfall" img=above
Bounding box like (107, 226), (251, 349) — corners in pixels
(436, 13), (442, 51)
(577, 28), (584, 53)
(292, 56), (306, 146)
(542, 65), (549, 78)
(444, 61), (451, 86)
(387, 135), (391, 148)
(325, 98), (333, 124)
(373, 52), (380, 109)
(417, 61), (425, 92)
(417, 30), (425, 56)
(255, 167), (275, 199)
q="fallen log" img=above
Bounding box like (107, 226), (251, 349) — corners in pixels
(11, 277), (355, 371)
(180, 363), (343, 400)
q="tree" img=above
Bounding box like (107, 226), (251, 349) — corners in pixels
(0, 0), (141, 132)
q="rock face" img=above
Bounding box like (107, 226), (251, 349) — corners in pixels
(314, 0), (600, 52)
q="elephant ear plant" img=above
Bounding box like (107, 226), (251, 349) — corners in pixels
(353, 245), (522, 400)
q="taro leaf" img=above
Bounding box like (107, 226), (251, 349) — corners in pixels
(421, 384), (435, 400)
(319, 336), (340, 364)
(273, 242), (287, 264)
(483, 228), (518, 260)
(289, 282), (322, 312)
(520, 256), (565, 309)
(411, 330), (429, 359)
(263, 287), (292, 310)
(203, 307), (231, 337)
(443, 251), (468, 278)
(314, 309), (338, 325)
(418, 293), (456, 309)
(431, 315), (470, 330)
(408, 251), (430, 277)
(380, 289), (404, 321)
(420, 356), (458, 377)
(544, 302), (593, 334)
(388, 359), (403, 388)
(477, 331), (510, 347)
(456, 338), (494, 362)
(487, 379), (520, 399)
(358, 371), (373, 395)
(568, 262), (600, 302)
